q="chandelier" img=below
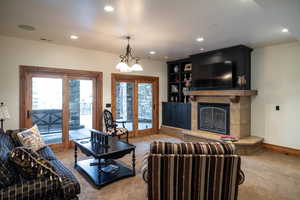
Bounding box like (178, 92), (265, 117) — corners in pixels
(116, 36), (143, 72)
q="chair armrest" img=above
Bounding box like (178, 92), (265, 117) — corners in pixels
(141, 152), (149, 183)
(60, 177), (81, 200)
(238, 170), (245, 185)
(115, 120), (128, 128)
(115, 120), (128, 124)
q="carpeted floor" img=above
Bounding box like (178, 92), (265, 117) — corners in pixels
(56, 134), (300, 200)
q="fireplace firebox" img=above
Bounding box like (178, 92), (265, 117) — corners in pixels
(198, 103), (230, 135)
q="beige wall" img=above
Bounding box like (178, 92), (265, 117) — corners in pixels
(0, 35), (167, 130)
(252, 41), (300, 150)
(1, 35), (299, 150)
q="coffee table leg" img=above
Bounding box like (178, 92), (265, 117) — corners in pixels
(132, 149), (136, 176)
(74, 144), (78, 167)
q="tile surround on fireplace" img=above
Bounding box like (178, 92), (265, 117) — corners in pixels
(162, 88), (263, 154)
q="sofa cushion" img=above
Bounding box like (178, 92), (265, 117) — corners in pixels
(8, 147), (60, 181)
(0, 162), (16, 189)
(17, 125), (46, 151)
(0, 131), (17, 188)
(150, 141), (236, 155)
(37, 146), (57, 161)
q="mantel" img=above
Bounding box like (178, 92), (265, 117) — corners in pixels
(184, 90), (257, 103)
(184, 90), (258, 97)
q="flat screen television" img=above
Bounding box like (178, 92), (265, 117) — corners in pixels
(192, 62), (235, 89)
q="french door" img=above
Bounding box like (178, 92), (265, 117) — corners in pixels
(20, 66), (102, 150)
(111, 74), (159, 136)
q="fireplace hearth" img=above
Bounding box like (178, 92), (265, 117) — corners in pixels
(198, 103), (230, 135)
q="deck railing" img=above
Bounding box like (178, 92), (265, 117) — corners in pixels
(32, 109), (62, 134)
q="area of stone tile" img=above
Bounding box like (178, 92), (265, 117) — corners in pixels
(56, 134), (300, 200)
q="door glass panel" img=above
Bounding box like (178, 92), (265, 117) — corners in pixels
(115, 82), (134, 131)
(32, 77), (63, 145)
(69, 80), (93, 141)
(138, 83), (153, 130)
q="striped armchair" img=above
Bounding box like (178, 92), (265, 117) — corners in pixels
(142, 141), (245, 200)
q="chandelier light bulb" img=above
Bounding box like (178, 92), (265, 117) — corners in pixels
(104, 5), (114, 12)
(120, 64), (132, 72)
(131, 63), (143, 71)
(116, 61), (127, 70)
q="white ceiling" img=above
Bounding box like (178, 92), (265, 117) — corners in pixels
(0, 0), (299, 61)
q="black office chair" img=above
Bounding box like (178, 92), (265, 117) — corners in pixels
(103, 109), (129, 142)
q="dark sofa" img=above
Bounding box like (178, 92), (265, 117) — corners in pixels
(0, 128), (80, 200)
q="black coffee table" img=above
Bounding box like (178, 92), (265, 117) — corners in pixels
(74, 131), (136, 189)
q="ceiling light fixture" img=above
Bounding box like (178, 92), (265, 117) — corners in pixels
(196, 37), (204, 42)
(70, 35), (79, 40)
(200, 48), (205, 51)
(104, 5), (114, 12)
(116, 36), (143, 72)
(281, 28), (289, 33)
(149, 51), (156, 55)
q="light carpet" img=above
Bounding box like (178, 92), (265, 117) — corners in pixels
(56, 134), (300, 200)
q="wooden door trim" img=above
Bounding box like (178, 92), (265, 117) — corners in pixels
(20, 65), (103, 78)
(62, 77), (69, 148)
(111, 73), (159, 136)
(19, 65), (103, 149)
(111, 73), (159, 82)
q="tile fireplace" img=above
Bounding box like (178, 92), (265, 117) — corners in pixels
(184, 90), (258, 139)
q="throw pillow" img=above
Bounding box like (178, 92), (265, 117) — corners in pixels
(17, 125), (46, 151)
(8, 147), (61, 181)
(6, 129), (26, 147)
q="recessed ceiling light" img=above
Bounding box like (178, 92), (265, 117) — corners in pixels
(149, 51), (156, 55)
(196, 37), (204, 42)
(281, 28), (289, 33)
(200, 48), (204, 51)
(104, 5), (114, 12)
(70, 35), (79, 40)
(18, 24), (35, 31)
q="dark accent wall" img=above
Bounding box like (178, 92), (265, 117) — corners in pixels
(190, 45), (253, 90)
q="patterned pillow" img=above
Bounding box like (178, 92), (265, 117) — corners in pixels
(8, 147), (61, 181)
(17, 125), (46, 151)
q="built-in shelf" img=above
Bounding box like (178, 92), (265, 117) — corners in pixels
(167, 58), (192, 102)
